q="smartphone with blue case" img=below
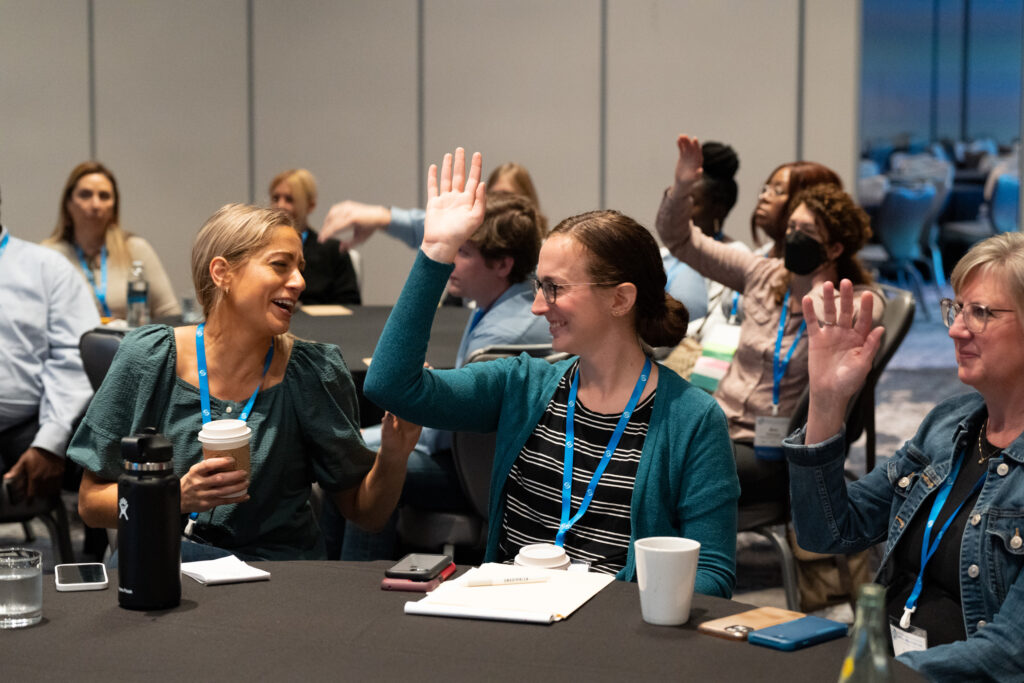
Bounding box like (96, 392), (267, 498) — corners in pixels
(747, 615), (848, 651)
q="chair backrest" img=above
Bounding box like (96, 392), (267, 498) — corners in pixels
(876, 183), (937, 260)
(452, 344), (564, 521)
(990, 174), (1020, 234)
(79, 327), (126, 391)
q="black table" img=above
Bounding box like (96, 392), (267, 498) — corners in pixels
(5, 561), (921, 681)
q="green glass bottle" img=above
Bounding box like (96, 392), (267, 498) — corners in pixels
(839, 583), (893, 682)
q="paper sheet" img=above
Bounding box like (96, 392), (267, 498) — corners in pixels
(180, 555), (270, 585)
(404, 563), (614, 623)
(298, 305), (353, 317)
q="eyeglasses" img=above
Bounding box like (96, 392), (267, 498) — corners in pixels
(759, 184), (787, 198)
(531, 277), (616, 305)
(940, 298), (1015, 334)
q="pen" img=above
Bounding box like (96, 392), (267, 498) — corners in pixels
(464, 575), (549, 587)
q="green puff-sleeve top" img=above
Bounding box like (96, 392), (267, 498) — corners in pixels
(68, 324), (376, 560)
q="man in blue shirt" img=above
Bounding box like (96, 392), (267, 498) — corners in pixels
(330, 192), (551, 560)
(0, 193), (98, 506)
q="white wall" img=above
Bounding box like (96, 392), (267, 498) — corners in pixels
(1, 0), (862, 305)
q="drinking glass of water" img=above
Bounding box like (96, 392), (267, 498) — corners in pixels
(0, 548), (42, 628)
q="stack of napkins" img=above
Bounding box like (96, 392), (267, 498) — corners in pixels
(181, 555), (270, 585)
(404, 562), (613, 623)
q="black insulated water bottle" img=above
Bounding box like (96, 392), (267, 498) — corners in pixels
(117, 427), (181, 610)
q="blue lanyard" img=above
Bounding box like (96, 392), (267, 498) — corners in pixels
(900, 451), (987, 628)
(75, 244), (111, 317)
(773, 290), (806, 409)
(300, 229), (309, 245)
(195, 323), (274, 424)
(0, 230), (8, 260)
(728, 292), (740, 322)
(467, 308), (485, 333)
(556, 357), (652, 547)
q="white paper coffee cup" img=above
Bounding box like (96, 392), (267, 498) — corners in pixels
(635, 536), (701, 625)
(197, 419), (251, 497)
(514, 543), (571, 570)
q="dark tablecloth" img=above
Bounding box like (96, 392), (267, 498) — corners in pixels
(5, 561), (921, 681)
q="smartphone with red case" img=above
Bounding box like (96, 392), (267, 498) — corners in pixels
(381, 562), (456, 592)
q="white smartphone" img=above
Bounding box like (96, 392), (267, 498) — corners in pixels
(54, 562), (109, 592)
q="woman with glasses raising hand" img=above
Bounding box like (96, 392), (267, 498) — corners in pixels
(785, 233), (1024, 680)
(364, 148), (739, 595)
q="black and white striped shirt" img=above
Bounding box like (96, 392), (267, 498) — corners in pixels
(499, 361), (654, 575)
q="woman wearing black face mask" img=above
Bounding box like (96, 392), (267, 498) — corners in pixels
(656, 137), (881, 506)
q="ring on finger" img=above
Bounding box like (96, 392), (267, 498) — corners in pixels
(822, 321), (838, 327)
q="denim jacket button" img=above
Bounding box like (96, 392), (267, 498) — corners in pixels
(1012, 535), (1023, 550)
(978, 620), (987, 628)
(898, 476), (910, 489)
(970, 513), (982, 526)
(968, 564), (980, 578)
(997, 463), (1010, 476)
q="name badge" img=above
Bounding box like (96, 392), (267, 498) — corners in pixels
(754, 414), (791, 461)
(889, 618), (927, 655)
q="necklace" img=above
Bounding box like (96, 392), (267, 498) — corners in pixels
(977, 422), (1003, 464)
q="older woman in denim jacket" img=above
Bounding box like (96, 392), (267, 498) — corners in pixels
(784, 233), (1024, 681)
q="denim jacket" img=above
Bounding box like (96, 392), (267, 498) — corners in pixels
(785, 392), (1024, 682)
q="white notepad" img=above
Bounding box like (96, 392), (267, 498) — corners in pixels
(298, 304), (353, 317)
(404, 563), (614, 623)
(180, 555), (270, 585)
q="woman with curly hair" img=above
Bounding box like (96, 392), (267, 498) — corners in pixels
(656, 135), (882, 506)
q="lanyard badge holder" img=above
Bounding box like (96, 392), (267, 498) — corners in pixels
(75, 244), (112, 318)
(554, 357), (651, 548)
(891, 451), (987, 653)
(755, 291), (805, 461)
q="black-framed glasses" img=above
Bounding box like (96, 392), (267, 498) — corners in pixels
(940, 298), (1015, 334)
(531, 277), (616, 305)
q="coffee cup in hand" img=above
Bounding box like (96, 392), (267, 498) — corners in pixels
(197, 420), (252, 497)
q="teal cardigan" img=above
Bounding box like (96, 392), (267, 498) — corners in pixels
(366, 252), (739, 597)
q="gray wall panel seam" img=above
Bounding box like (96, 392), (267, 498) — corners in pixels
(247, 0), (255, 204)
(88, 0), (96, 159)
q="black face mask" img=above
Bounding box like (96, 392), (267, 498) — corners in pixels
(784, 230), (827, 275)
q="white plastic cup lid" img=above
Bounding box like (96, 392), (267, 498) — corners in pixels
(197, 419), (252, 444)
(515, 543), (569, 568)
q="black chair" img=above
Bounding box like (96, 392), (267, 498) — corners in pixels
(738, 284), (916, 610)
(0, 326), (124, 564)
(395, 344), (566, 559)
(79, 326), (127, 391)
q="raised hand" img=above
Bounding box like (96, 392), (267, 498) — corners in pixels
(318, 200), (392, 251)
(674, 134), (704, 191)
(803, 279), (885, 444)
(657, 134), (704, 250)
(420, 148), (486, 264)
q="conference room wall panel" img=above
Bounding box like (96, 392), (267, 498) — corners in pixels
(93, 0), (250, 301)
(252, 0), (419, 305)
(605, 0), (801, 241)
(422, 0), (602, 229)
(803, 0), (861, 189)
(0, 1), (91, 239)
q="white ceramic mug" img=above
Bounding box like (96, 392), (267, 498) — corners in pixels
(634, 536), (701, 625)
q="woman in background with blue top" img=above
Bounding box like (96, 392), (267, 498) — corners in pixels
(70, 203), (419, 561)
(786, 233), (1024, 681)
(364, 148), (738, 595)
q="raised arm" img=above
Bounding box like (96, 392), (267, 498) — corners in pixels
(318, 200), (393, 251)
(802, 279), (884, 444)
(655, 135), (757, 292)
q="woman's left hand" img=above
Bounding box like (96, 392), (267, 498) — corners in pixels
(420, 147), (487, 264)
(378, 411), (423, 463)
